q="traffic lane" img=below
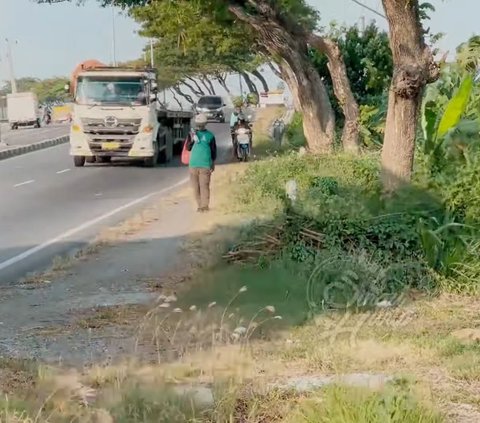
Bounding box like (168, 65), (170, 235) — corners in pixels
(0, 120), (231, 189)
(0, 123), (229, 192)
(0, 122), (230, 284)
(0, 144), (72, 190)
(1, 124), (69, 148)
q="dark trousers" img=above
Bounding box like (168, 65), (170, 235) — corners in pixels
(190, 167), (211, 209)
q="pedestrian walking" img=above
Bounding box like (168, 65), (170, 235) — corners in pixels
(186, 113), (217, 212)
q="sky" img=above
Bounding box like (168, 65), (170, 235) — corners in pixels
(0, 0), (477, 82)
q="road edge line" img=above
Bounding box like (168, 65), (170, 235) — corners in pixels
(0, 176), (190, 272)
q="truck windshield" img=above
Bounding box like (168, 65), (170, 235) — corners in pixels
(76, 76), (147, 106)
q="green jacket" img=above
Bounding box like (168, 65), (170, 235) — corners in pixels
(186, 129), (217, 169)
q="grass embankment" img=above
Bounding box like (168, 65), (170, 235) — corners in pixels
(2, 108), (480, 422)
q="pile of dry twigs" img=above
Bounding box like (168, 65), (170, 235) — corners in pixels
(223, 217), (324, 264)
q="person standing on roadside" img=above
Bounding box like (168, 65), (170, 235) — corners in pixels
(186, 113), (217, 212)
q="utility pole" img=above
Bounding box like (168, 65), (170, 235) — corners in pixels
(5, 38), (17, 94)
(111, 6), (117, 66)
(149, 39), (154, 68)
(360, 16), (366, 34)
(238, 73), (243, 96)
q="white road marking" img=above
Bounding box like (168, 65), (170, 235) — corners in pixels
(56, 168), (71, 174)
(0, 176), (189, 272)
(13, 179), (35, 188)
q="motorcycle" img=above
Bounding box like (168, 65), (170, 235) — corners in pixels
(234, 126), (251, 162)
(43, 111), (52, 125)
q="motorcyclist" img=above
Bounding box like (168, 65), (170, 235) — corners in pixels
(43, 107), (52, 125)
(230, 106), (242, 128)
(230, 106), (242, 140)
(232, 113), (252, 158)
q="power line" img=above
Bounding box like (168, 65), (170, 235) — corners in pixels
(350, 0), (386, 20)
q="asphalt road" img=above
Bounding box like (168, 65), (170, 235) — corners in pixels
(0, 124), (69, 150)
(0, 122), (231, 285)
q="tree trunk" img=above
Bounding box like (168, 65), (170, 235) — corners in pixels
(279, 60), (301, 111)
(278, 58), (334, 151)
(268, 61), (282, 79)
(215, 72), (231, 95)
(229, 4), (335, 153)
(170, 88), (183, 109)
(205, 77), (216, 95)
(199, 76), (215, 95)
(380, 0), (439, 191)
(185, 77), (205, 96)
(251, 69), (269, 93)
(173, 85), (194, 104)
(308, 34), (360, 154)
(182, 80), (202, 98)
(240, 71), (258, 94)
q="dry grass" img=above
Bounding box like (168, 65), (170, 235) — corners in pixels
(76, 304), (151, 330)
(252, 106), (285, 141)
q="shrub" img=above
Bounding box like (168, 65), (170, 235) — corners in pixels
(284, 112), (306, 148)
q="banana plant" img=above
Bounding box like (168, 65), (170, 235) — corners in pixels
(421, 74), (474, 172)
(418, 214), (474, 275)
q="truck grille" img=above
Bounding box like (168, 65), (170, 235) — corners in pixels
(80, 117), (142, 155)
(81, 117), (141, 143)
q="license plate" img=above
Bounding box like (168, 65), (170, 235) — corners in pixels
(102, 142), (120, 150)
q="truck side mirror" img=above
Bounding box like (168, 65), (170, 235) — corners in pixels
(151, 82), (158, 93)
(149, 93), (157, 102)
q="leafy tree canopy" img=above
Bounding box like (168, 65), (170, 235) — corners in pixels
(0, 77), (69, 103)
(311, 23), (392, 106)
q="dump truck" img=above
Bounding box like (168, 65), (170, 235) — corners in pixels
(7, 92), (41, 129)
(67, 60), (193, 167)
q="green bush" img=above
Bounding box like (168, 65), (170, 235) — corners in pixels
(284, 112), (307, 148)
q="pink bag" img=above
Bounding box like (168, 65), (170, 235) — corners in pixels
(181, 136), (190, 165)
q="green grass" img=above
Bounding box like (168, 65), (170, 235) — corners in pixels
(178, 259), (310, 328)
(284, 385), (444, 423)
(110, 385), (207, 423)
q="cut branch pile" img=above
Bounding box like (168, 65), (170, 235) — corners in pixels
(223, 219), (325, 264)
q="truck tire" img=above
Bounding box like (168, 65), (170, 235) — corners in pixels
(173, 140), (183, 155)
(74, 156), (86, 167)
(164, 129), (173, 162)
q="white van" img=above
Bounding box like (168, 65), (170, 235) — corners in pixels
(7, 92), (41, 129)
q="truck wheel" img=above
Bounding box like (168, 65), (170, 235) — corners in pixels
(164, 129), (173, 162)
(173, 141), (183, 155)
(73, 156), (86, 167)
(144, 143), (159, 167)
